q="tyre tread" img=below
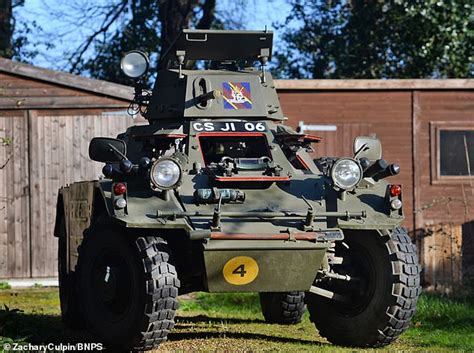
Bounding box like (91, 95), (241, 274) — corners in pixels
(133, 236), (180, 351)
(260, 291), (306, 325)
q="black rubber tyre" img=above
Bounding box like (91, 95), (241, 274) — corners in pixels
(307, 227), (421, 347)
(57, 215), (83, 329)
(259, 291), (306, 324)
(77, 231), (180, 351)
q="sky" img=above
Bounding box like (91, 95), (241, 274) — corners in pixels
(14, 0), (294, 73)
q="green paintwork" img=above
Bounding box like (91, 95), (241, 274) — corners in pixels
(56, 30), (405, 295)
(203, 240), (330, 292)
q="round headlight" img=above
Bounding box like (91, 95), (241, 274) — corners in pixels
(331, 158), (362, 190)
(120, 51), (149, 79)
(150, 159), (181, 189)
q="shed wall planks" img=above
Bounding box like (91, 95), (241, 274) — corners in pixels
(279, 91), (415, 230)
(0, 67), (134, 278)
(28, 113), (132, 277)
(412, 91), (474, 292)
(0, 114), (31, 278)
(413, 91), (474, 226)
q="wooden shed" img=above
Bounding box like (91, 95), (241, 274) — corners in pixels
(1, 58), (473, 293)
(0, 57), (137, 278)
(277, 80), (474, 293)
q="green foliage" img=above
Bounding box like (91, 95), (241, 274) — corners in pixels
(404, 293), (474, 349)
(179, 292), (262, 317)
(275, 0), (473, 78)
(0, 137), (12, 146)
(0, 282), (11, 290)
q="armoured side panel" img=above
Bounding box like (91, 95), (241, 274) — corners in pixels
(203, 240), (329, 292)
(62, 181), (95, 270)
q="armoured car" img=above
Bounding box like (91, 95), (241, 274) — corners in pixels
(54, 30), (421, 351)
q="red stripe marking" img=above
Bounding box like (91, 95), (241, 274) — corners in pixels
(197, 132), (265, 137)
(303, 135), (323, 141)
(211, 232), (318, 240)
(214, 176), (290, 182)
(296, 155), (310, 170)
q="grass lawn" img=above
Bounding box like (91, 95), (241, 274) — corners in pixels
(0, 288), (473, 352)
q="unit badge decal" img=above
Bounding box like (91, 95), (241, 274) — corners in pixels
(222, 82), (252, 110)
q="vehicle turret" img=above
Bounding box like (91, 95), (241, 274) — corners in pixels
(122, 30), (284, 121)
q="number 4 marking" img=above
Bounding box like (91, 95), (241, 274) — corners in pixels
(232, 264), (247, 277)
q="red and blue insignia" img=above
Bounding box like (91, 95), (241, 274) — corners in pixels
(222, 82), (252, 110)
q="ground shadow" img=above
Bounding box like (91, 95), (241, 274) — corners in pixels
(0, 312), (88, 345)
(176, 314), (265, 324)
(2, 312), (323, 347)
(171, 314), (325, 346)
(168, 330), (323, 345)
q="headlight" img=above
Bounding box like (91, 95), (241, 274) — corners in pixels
(120, 50), (149, 79)
(331, 158), (362, 190)
(150, 159), (181, 190)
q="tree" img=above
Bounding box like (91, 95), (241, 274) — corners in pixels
(0, 0), (41, 61)
(275, 0), (473, 79)
(77, 0), (162, 84)
(50, 0), (217, 84)
(0, 0), (13, 58)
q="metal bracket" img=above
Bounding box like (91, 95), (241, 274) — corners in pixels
(302, 196), (315, 231)
(259, 48), (270, 84)
(283, 228), (297, 242)
(210, 194), (222, 231)
(176, 50), (186, 79)
(309, 285), (347, 302)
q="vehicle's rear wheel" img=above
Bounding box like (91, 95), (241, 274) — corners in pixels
(77, 230), (180, 351)
(259, 291), (306, 324)
(58, 215), (83, 328)
(306, 227), (421, 347)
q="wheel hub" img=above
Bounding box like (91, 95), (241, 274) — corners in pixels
(99, 265), (118, 302)
(91, 251), (132, 318)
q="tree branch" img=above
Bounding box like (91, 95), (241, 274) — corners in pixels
(196, 0), (216, 29)
(0, 156), (10, 169)
(68, 0), (128, 73)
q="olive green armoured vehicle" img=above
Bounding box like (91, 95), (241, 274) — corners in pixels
(54, 30), (421, 351)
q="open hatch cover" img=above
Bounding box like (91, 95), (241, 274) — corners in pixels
(160, 29), (273, 69)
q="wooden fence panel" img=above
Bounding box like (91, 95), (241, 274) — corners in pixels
(0, 113), (30, 278)
(29, 112), (132, 277)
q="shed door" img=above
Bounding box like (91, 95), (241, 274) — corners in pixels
(0, 113), (30, 278)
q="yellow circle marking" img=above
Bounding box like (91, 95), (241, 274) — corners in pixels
(223, 256), (259, 285)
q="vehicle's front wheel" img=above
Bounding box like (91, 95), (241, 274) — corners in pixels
(259, 291), (306, 324)
(306, 227), (421, 347)
(77, 230), (180, 351)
